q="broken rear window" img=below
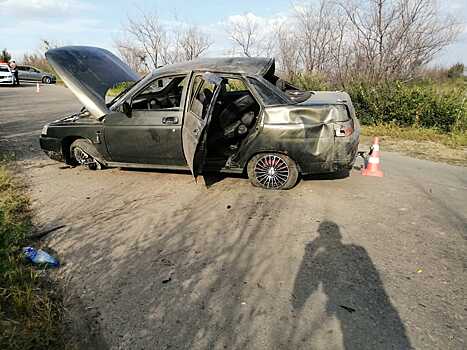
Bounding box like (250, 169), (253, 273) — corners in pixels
(248, 77), (291, 106)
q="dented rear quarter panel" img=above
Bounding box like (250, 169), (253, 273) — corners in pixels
(234, 102), (359, 175)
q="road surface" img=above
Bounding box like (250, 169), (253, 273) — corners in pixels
(1, 84), (466, 349)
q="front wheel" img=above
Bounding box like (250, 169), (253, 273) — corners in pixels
(70, 139), (103, 170)
(42, 76), (52, 84)
(247, 153), (299, 190)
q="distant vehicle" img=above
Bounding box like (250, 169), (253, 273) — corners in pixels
(0, 63), (14, 85)
(17, 65), (56, 84)
(40, 46), (359, 190)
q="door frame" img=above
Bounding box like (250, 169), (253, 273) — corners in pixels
(181, 71), (223, 178)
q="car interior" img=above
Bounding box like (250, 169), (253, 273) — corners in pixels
(128, 74), (260, 168)
(204, 77), (260, 166)
(131, 76), (186, 110)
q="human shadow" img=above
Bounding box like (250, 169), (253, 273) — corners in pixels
(291, 221), (412, 349)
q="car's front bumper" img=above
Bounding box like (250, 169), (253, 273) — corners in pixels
(0, 77), (13, 84)
(40, 135), (64, 161)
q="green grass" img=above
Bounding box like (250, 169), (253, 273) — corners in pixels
(106, 81), (135, 97)
(0, 164), (65, 350)
(361, 124), (467, 166)
(361, 124), (467, 148)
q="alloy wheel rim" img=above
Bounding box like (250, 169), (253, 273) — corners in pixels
(73, 147), (89, 165)
(254, 155), (289, 189)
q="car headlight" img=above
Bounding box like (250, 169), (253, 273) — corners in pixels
(41, 124), (49, 136)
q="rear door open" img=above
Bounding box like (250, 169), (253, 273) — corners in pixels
(182, 72), (223, 178)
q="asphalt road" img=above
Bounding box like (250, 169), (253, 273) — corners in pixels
(1, 85), (466, 350)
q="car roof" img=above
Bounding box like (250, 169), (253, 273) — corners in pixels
(150, 57), (275, 78)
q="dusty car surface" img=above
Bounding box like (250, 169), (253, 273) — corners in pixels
(40, 46), (359, 189)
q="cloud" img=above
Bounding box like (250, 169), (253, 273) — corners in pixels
(5, 0), (93, 20)
(226, 12), (287, 30)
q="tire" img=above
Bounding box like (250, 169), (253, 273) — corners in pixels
(70, 139), (103, 170)
(247, 153), (299, 190)
(42, 76), (52, 84)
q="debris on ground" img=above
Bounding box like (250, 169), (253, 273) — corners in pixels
(30, 224), (66, 240)
(339, 305), (356, 313)
(162, 277), (171, 284)
(23, 246), (60, 268)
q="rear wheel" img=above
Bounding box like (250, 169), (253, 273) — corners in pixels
(42, 76), (52, 84)
(247, 153), (299, 190)
(70, 139), (103, 170)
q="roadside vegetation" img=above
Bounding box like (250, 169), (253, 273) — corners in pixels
(291, 73), (467, 143)
(112, 0), (465, 160)
(0, 162), (65, 349)
(6, 0), (467, 157)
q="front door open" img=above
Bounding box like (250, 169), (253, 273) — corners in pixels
(182, 72), (223, 178)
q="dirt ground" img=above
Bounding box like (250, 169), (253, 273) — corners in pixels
(1, 84), (466, 349)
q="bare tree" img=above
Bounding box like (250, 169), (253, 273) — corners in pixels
(114, 37), (150, 75)
(293, 1), (339, 73)
(275, 24), (301, 78)
(338, 0), (462, 80)
(40, 39), (62, 52)
(226, 14), (273, 57)
(120, 10), (212, 68)
(124, 10), (171, 68)
(22, 39), (63, 73)
(177, 26), (213, 61)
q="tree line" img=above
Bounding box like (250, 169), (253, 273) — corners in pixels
(116, 0), (462, 85)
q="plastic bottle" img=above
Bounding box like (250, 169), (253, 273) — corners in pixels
(23, 247), (60, 268)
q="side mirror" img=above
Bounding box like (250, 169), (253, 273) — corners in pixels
(122, 101), (132, 117)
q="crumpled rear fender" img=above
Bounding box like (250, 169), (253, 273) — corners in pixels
(234, 104), (359, 174)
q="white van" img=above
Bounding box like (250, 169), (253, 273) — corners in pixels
(0, 63), (14, 85)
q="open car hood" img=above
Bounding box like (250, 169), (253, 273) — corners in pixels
(46, 46), (139, 118)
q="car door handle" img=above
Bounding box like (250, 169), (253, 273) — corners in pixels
(162, 116), (178, 125)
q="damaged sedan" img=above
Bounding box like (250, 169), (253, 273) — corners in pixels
(40, 46), (359, 190)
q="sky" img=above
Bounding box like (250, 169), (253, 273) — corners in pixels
(1, 0), (466, 67)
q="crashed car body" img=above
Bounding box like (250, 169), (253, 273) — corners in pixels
(40, 46), (359, 190)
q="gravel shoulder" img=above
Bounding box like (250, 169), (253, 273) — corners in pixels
(1, 85), (466, 349)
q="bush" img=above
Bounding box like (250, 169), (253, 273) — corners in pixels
(289, 72), (330, 91)
(106, 81), (136, 97)
(346, 81), (466, 133)
(447, 63), (464, 79)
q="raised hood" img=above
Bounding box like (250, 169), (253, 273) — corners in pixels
(46, 46), (139, 118)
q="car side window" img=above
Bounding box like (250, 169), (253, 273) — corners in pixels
(131, 75), (187, 111)
(189, 76), (216, 119)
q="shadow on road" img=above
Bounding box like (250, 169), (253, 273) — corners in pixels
(50, 189), (292, 349)
(290, 221), (412, 349)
